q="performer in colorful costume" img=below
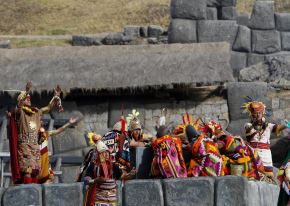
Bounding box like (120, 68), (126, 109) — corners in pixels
(7, 81), (62, 184)
(102, 116), (135, 180)
(210, 121), (266, 180)
(242, 100), (289, 177)
(277, 150), (290, 206)
(126, 109), (153, 147)
(79, 132), (117, 206)
(186, 121), (224, 177)
(38, 117), (79, 183)
(150, 126), (187, 178)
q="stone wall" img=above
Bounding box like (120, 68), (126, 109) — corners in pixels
(0, 176), (280, 206)
(168, 0), (290, 78)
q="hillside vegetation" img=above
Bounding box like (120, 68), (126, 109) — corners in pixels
(0, 0), (289, 35)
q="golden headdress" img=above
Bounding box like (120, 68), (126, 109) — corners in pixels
(126, 109), (142, 131)
(242, 101), (266, 115)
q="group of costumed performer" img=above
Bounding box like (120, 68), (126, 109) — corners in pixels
(150, 106), (289, 183)
(7, 81), (79, 184)
(76, 102), (290, 205)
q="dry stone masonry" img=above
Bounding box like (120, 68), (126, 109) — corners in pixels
(168, 0), (290, 79)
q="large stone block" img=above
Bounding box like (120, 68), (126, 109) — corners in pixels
(171, 0), (207, 20)
(52, 124), (88, 154)
(3, 184), (42, 206)
(257, 181), (280, 206)
(60, 165), (81, 183)
(78, 103), (109, 135)
(130, 147), (153, 179)
(197, 20), (238, 45)
(206, 7), (217, 20)
(252, 30), (281, 54)
(162, 177), (214, 206)
(221, 7), (237, 20)
(239, 62), (269, 82)
(124, 179), (164, 206)
(275, 13), (290, 31)
(148, 25), (164, 38)
(221, 0), (237, 6)
(116, 180), (122, 206)
(102, 33), (134, 45)
(43, 183), (83, 206)
(0, 40), (10, 49)
(247, 53), (265, 66)
(227, 82), (268, 121)
(233, 25), (251, 52)
(0, 188), (6, 205)
(230, 51), (247, 78)
(236, 14), (250, 26)
(249, 1), (275, 30)
(207, 0), (220, 7)
(215, 176), (248, 206)
(72, 35), (102, 46)
(124, 26), (141, 37)
(168, 19), (197, 43)
(226, 118), (248, 136)
(281, 32), (290, 51)
(246, 181), (261, 206)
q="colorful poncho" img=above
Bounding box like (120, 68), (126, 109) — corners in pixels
(102, 131), (131, 169)
(187, 134), (223, 177)
(217, 135), (265, 180)
(150, 135), (187, 178)
(80, 148), (117, 206)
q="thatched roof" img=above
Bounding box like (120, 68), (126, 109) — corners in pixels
(0, 43), (234, 93)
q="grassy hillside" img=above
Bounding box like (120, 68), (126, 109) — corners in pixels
(0, 0), (169, 35)
(0, 0), (289, 35)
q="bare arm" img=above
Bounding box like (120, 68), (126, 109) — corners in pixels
(41, 86), (62, 113)
(49, 117), (79, 137)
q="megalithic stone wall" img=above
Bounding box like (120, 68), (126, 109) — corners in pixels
(0, 177), (280, 206)
(168, 0), (290, 78)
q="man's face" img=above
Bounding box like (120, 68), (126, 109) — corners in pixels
(23, 95), (31, 106)
(251, 111), (263, 122)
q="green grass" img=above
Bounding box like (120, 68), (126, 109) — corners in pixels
(0, 0), (289, 40)
(0, 0), (170, 35)
(6, 38), (71, 48)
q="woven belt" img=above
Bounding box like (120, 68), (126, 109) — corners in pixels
(250, 142), (270, 149)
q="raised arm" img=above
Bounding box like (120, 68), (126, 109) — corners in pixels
(272, 120), (290, 136)
(41, 85), (62, 113)
(17, 81), (32, 107)
(49, 117), (79, 137)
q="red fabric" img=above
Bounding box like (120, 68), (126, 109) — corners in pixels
(7, 112), (21, 184)
(117, 117), (127, 160)
(40, 146), (48, 155)
(23, 176), (32, 184)
(250, 142), (270, 149)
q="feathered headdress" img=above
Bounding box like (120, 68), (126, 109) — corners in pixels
(241, 96), (270, 116)
(172, 113), (201, 137)
(126, 109), (142, 131)
(87, 132), (97, 146)
(199, 120), (222, 136)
